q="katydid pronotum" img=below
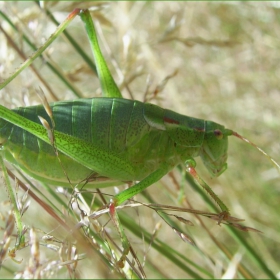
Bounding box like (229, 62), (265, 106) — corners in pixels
(0, 8), (279, 269)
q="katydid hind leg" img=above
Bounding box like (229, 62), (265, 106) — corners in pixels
(0, 156), (25, 248)
(79, 9), (122, 99)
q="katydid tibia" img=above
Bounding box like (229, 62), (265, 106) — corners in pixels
(0, 8), (279, 268)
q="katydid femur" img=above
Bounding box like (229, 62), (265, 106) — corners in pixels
(0, 8), (279, 267)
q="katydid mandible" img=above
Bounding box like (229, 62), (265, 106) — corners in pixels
(0, 8), (279, 265)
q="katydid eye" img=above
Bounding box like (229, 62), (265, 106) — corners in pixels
(214, 129), (223, 139)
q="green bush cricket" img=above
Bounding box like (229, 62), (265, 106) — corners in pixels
(0, 6), (279, 273)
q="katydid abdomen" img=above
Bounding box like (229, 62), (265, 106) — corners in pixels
(0, 97), (229, 187)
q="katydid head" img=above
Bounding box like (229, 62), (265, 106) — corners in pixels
(200, 121), (233, 177)
(201, 122), (280, 177)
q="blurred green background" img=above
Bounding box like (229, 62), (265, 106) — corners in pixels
(0, 1), (279, 278)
